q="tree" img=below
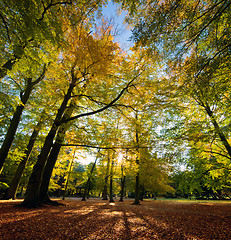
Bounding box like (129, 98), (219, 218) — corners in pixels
(119, 150), (127, 202)
(121, 0), (231, 166)
(82, 152), (99, 201)
(21, 18), (143, 207)
(0, 0), (103, 79)
(0, 65), (47, 173)
(6, 111), (46, 199)
(39, 103), (75, 203)
(102, 151), (111, 200)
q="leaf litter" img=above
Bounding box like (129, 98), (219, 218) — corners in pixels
(0, 199), (230, 239)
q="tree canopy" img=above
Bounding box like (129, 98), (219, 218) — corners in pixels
(0, 0), (231, 205)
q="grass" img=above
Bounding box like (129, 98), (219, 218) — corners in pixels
(143, 197), (231, 204)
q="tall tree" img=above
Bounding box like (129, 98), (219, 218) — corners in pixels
(121, 0), (231, 160)
(109, 151), (115, 203)
(102, 151), (111, 200)
(132, 111), (140, 205)
(6, 111), (46, 199)
(0, 65), (47, 173)
(82, 151), (99, 201)
(39, 103), (75, 203)
(21, 20), (142, 207)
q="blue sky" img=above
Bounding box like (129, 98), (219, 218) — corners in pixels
(102, 1), (133, 50)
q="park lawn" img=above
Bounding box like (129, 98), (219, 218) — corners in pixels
(0, 198), (231, 239)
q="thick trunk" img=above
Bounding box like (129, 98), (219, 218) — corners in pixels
(109, 176), (114, 202)
(21, 82), (75, 207)
(82, 156), (97, 201)
(0, 81), (33, 173)
(133, 173), (140, 205)
(39, 105), (74, 203)
(102, 179), (108, 200)
(205, 105), (231, 158)
(21, 127), (58, 207)
(119, 176), (126, 202)
(7, 117), (44, 199)
(40, 143), (62, 203)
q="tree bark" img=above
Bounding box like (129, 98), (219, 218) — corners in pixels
(7, 115), (44, 199)
(0, 80), (34, 174)
(133, 112), (140, 205)
(102, 152), (111, 200)
(204, 104), (231, 158)
(0, 58), (17, 79)
(39, 105), (74, 204)
(0, 65), (46, 174)
(109, 159), (114, 203)
(102, 178), (108, 200)
(119, 172), (126, 202)
(109, 176), (114, 202)
(82, 154), (98, 201)
(133, 173), (140, 205)
(63, 154), (74, 200)
(21, 79), (76, 207)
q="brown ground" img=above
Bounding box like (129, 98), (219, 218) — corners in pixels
(0, 198), (231, 240)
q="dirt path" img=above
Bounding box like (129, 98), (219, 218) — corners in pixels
(0, 199), (230, 239)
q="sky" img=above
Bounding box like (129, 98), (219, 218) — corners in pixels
(102, 1), (133, 50)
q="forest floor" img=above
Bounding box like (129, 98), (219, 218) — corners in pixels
(0, 198), (231, 240)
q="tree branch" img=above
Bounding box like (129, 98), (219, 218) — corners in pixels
(32, 64), (47, 85)
(203, 150), (231, 160)
(59, 143), (152, 150)
(195, 43), (231, 78)
(60, 72), (143, 124)
(180, 0), (226, 32)
(0, 13), (11, 42)
(39, 0), (72, 21)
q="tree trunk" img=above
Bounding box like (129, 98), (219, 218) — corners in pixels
(204, 105), (231, 158)
(7, 115), (44, 199)
(109, 176), (114, 203)
(119, 176), (126, 202)
(39, 143), (62, 203)
(102, 179), (108, 200)
(109, 159), (114, 203)
(39, 105), (74, 204)
(82, 154), (98, 201)
(63, 155), (74, 200)
(133, 112), (140, 205)
(0, 80), (34, 174)
(102, 152), (110, 200)
(21, 81), (75, 207)
(133, 173), (140, 205)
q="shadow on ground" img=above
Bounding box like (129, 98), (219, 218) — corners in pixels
(0, 198), (230, 239)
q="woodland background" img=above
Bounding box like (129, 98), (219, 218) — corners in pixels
(0, 0), (231, 207)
